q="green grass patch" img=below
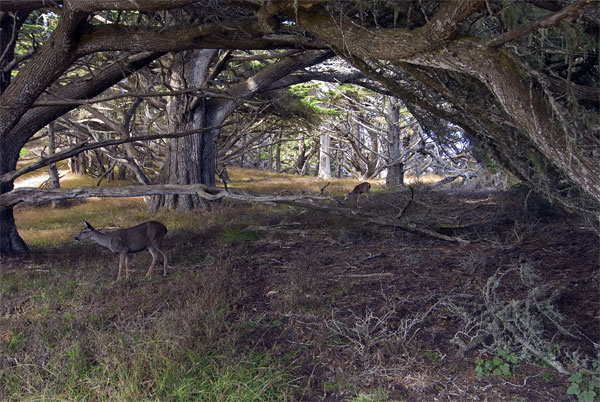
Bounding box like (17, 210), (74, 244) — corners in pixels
(2, 336), (297, 401)
(221, 228), (261, 244)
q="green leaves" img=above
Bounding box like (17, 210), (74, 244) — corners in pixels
(567, 368), (600, 402)
(476, 349), (519, 378)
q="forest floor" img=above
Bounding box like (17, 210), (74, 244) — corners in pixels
(1, 169), (599, 401)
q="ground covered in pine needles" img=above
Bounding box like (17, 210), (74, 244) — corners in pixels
(2, 171), (599, 401)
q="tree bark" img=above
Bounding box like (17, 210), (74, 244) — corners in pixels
(318, 132), (332, 179)
(150, 50), (218, 212)
(151, 49), (333, 211)
(385, 97), (404, 188)
(47, 122), (61, 190)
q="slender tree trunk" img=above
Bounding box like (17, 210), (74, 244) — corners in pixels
(239, 133), (246, 167)
(318, 132), (331, 179)
(117, 164), (128, 180)
(294, 132), (306, 173)
(47, 122), (61, 190)
(275, 133), (281, 173)
(267, 135), (274, 171)
(385, 97), (404, 188)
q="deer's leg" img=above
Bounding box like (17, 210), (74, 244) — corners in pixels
(146, 247), (158, 277)
(125, 254), (130, 280)
(158, 248), (168, 277)
(117, 252), (126, 281)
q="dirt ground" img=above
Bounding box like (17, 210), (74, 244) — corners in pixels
(3, 186), (599, 401)
(172, 187), (599, 400)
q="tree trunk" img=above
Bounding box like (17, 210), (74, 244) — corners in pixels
(275, 132), (281, 173)
(267, 135), (274, 171)
(117, 164), (128, 180)
(148, 49), (332, 211)
(0, 144), (28, 256)
(385, 97), (404, 188)
(318, 132), (332, 179)
(69, 136), (88, 175)
(294, 132), (306, 173)
(47, 122), (61, 190)
(149, 50), (218, 212)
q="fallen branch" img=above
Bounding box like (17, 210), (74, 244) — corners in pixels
(0, 183), (331, 209)
(278, 199), (470, 244)
(2, 184), (469, 244)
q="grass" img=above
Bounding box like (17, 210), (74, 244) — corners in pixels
(7, 167), (565, 401)
(6, 168), (315, 400)
(14, 166), (394, 249)
(3, 337), (295, 401)
(1, 252), (298, 401)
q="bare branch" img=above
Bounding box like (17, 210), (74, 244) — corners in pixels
(0, 183), (330, 209)
(0, 183), (467, 244)
(1, 124), (229, 184)
(484, 0), (593, 48)
(34, 86), (210, 106)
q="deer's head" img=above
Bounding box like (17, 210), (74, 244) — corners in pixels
(74, 221), (94, 241)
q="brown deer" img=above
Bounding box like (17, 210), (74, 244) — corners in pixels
(344, 182), (371, 202)
(75, 220), (168, 280)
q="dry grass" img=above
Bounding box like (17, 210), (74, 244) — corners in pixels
(4, 168), (596, 401)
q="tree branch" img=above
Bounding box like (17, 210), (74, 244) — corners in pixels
(76, 23), (326, 56)
(1, 124), (229, 184)
(484, 0), (593, 48)
(0, 183), (468, 244)
(0, 0), (201, 12)
(0, 183), (330, 209)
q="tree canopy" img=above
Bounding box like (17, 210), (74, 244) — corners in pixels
(1, 0), (599, 256)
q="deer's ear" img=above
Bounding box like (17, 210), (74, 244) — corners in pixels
(84, 220), (92, 228)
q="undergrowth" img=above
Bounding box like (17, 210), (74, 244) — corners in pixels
(3, 168), (598, 400)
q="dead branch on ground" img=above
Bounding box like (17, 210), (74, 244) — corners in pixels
(1, 184), (469, 244)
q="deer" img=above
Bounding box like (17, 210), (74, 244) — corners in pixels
(75, 220), (168, 281)
(344, 182), (371, 202)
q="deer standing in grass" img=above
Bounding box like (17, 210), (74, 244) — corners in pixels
(75, 221), (168, 280)
(344, 182), (371, 202)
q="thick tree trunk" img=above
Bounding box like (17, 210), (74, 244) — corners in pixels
(0, 145), (28, 256)
(149, 49), (332, 210)
(149, 50), (218, 212)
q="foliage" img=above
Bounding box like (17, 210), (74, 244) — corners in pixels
(567, 362), (600, 402)
(288, 83), (338, 115)
(18, 147), (29, 158)
(476, 349), (519, 378)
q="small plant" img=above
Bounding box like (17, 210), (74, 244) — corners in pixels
(567, 362), (600, 402)
(353, 388), (389, 402)
(476, 349), (519, 377)
(423, 349), (444, 364)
